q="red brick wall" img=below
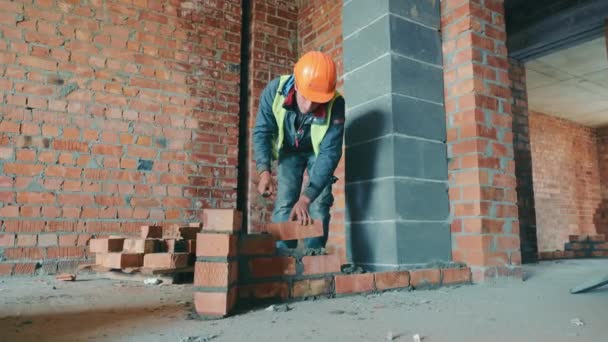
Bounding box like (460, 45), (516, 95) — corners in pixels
(529, 112), (602, 252)
(441, 0), (521, 281)
(0, 0), (241, 275)
(246, 0), (298, 232)
(298, 0), (345, 260)
(594, 126), (608, 236)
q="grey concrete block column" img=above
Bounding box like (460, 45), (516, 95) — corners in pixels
(343, 0), (450, 270)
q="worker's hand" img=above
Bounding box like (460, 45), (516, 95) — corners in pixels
(289, 196), (311, 225)
(257, 171), (274, 197)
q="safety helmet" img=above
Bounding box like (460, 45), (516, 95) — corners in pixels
(293, 51), (337, 103)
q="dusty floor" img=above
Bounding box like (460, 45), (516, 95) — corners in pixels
(0, 259), (607, 342)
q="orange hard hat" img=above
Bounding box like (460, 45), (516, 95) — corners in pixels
(294, 51), (337, 103)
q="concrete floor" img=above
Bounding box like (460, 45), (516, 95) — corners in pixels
(0, 259), (607, 342)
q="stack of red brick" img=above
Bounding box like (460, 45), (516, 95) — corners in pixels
(539, 234), (608, 260)
(90, 224), (200, 270)
(193, 209), (473, 319)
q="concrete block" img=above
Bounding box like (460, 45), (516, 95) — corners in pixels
(348, 221), (399, 266)
(395, 221), (452, 263)
(393, 136), (447, 181)
(392, 94), (446, 141)
(391, 53), (444, 103)
(345, 93), (393, 146)
(389, 0), (441, 29)
(394, 179), (449, 220)
(343, 14), (390, 72)
(343, 53), (391, 107)
(390, 15), (442, 65)
(343, 0), (390, 37)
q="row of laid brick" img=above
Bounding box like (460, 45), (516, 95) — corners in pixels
(193, 267), (472, 317)
(569, 234), (606, 243)
(539, 250), (608, 260)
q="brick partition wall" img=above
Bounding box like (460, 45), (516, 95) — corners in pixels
(193, 209), (472, 319)
(298, 0), (345, 261)
(596, 126), (608, 237)
(245, 0), (298, 233)
(0, 0), (241, 275)
(529, 111), (602, 252)
(441, 0), (521, 281)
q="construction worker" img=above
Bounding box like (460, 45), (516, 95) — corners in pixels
(252, 51), (345, 249)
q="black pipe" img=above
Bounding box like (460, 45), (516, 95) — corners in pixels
(236, 0), (251, 231)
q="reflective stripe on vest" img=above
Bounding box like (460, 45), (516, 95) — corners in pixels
(271, 75), (340, 158)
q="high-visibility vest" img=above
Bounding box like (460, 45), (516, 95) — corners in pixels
(271, 75), (341, 159)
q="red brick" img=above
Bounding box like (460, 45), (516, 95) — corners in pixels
(163, 226), (200, 240)
(4, 221), (45, 233)
(264, 220), (323, 240)
(441, 268), (471, 285)
(202, 209), (242, 233)
(0, 121), (20, 133)
(194, 261), (238, 287)
(335, 273), (374, 294)
(97, 253), (144, 268)
(0, 148), (13, 160)
(196, 233), (237, 257)
(38, 234), (58, 247)
(5, 163), (44, 176)
(410, 269), (441, 288)
(0, 191), (14, 203)
(46, 247), (85, 259)
(89, 238), (124, 253)
(292, 278), (331, 298)
(92, 144), (123, 155)
(17, 192), (55, 204)
(140, 225), (163, 238)
(240, 282), (289, 300)
(143, 253), (189, 269)
(374, 271), (410, 290)
(52, 139), (89, 152)
(238, 233), (276, 256)
(19, 56), (58, 70)
(302, 255), (341, 275)
(13, 263), (37, 275)
(123, 238), (160, 253)
(0, 263), (13, 275)
(17, 234), (37, 247)
(193, 288), (237, 317)
(4, 247), (44, 260)
(59, 235), (79, 246)
(248, 256), (296, 278)
(0, 234), (15, 247)
(58, 193), (93, 206)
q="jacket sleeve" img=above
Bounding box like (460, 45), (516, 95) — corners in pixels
(252, 78), (280, 174)
(303, 96), (345, 202)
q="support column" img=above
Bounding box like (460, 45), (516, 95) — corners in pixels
(343, 0), (451, 270)
(441, 0), (522, 281)
(509, 59), (538, 263)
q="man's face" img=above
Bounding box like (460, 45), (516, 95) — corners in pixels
(295, 84), (322, 114)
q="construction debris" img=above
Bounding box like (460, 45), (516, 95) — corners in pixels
(265, 304), (291, 312)
(55, 274), (76, 282)
(143, 278), (162, 285)
(571, 318), (585, 327)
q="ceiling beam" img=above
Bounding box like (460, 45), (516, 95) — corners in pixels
(507, 0), (608, 61)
